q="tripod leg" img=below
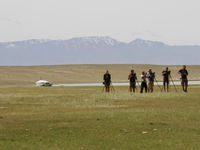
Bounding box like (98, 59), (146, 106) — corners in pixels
(102, 86), (105, 92)
(112, 85), (115, 92)
(170, 75), (177, 92)
(110, 82), (115, 92)
(155, 78), (162, 92)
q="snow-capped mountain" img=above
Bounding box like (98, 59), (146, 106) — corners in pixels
(67, 36), (120, 46)
(0, 36), (199, 65)
(129, 38), (166, 48)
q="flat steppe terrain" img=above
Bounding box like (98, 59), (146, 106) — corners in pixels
(0, 86), (200, 150)
(0, 64), (200, 86)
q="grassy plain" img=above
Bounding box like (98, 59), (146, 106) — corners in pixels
(0, 64), (200, 86)
(0, 85), (200, 150)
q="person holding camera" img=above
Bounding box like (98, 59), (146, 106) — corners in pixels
(103, 70), (111, 92)
(178, 65), (188, 92)
(128, 69), (137, 93)
(140, 71), (147, 93)
(162, 67), (171, 92)
(146, 69), (155, 93)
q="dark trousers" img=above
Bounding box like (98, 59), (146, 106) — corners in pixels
(104, 82), (111, 92)
(181, 79), (188, 92)
(140, 82), (147, 93)
(130, 82), (136, 92)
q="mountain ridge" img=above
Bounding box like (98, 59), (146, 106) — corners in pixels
(0, 36), (199, 66)
(2, 36), (200, 46)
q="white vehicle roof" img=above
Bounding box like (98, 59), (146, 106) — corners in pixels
(36, 80), (52, 86)
(36, 80), (50, 83)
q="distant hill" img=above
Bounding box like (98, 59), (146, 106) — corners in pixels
(0, 36), (199, 65)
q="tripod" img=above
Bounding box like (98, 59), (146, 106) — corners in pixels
(170, 75), (177, 92)
(136, 80), (141, 88)
(154, 78), (163, 92)
(110, 82), (115, 92)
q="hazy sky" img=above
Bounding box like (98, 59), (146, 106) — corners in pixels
(0, 0), (200, 45)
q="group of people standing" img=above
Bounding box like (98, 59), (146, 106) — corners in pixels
(103, 65), (189, 93)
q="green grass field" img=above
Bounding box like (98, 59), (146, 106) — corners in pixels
(0, 85), (200, 150)
(0, 64), (200, 86)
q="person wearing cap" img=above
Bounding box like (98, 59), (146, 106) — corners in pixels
(140, 71), (147, 93)
(103, 70), (111, 92)
(128, 69), (137, 92)
(178, 65), (188, 92)
(162, 67), (171, 92)
(146, 69), (155, 93)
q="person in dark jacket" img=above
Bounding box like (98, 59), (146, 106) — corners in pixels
(128, 69), (137, 92)
(103, 70), (111, 92)
(162, 67), (171, 92)
(178, 65), (188, 92)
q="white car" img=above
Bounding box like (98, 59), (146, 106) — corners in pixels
(36, 80), (53, 86)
